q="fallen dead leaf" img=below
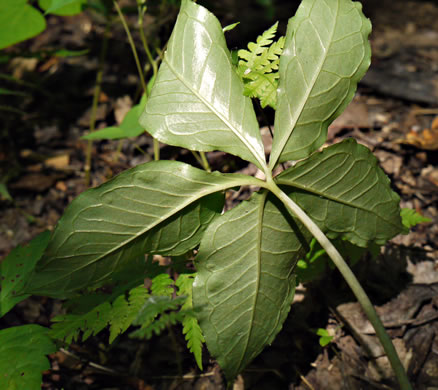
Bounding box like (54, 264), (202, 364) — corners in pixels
(45, 155), (70, 170)
(328, 99), (370, 140)
(397, 116), (438, 150)
(114, 95), (133, 125)
(55, 181), (67, 192)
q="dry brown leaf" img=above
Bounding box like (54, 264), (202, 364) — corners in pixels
(403, 127), (438, 150)
(45, 155), (70, 170)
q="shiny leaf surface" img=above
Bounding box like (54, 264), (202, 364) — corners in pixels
(270, 0), (371, 167)
(139, 0), (266, 170)
(25, 161), (255, 297)
(193, 191), (311, 380)
(276, 139), (404, 247)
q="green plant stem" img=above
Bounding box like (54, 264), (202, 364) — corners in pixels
(190, 151), (211, 172)
(84, 20), (111, 187)
(200, 152), (211, 172)
(138, 10), (161, 161)
(114, 1), (147, 92)
(114, 0), (160, 161)
(190, 151), (204, 168)
(266, 180), (412, 390)
(138, 7), (158, 81)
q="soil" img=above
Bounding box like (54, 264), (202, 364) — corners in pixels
(1, 1), (438, 389)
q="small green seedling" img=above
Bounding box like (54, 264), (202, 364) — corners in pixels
(0, 0), (418, 389)
(316, 328), (334, 347)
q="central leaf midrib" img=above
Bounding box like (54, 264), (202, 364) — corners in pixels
(236, 191), (268, 371)
(270, 0), (339, 169)
(163, 55), (266, 170)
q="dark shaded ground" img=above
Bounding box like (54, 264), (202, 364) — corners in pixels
(1, 0), (438, 389)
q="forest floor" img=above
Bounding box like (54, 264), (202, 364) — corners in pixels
(1, 1), (438, 389)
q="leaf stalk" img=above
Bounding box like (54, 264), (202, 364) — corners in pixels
(114, 0), (160, 161)
(267, 181), (412, 390)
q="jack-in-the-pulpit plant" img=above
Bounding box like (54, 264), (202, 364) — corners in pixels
(0, 0), (414, 389)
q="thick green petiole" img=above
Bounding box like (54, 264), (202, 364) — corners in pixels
(266, 180), (412, 390)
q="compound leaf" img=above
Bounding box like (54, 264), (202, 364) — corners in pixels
(193, 191), (311, 380)
(109, 285), (150, 343)
(238, 22), (285, 109)
(270, 0), (371, 167)
(139, 0), (266, 170)
(25, 161), (255, 297)
(50, 302), (112, 344)
(275, 139), (404, 247)
(400, 208), (431, 229)
(0, 325), (56, 390)
(176, 273), (205, 369)
(151, 274), (174, 297)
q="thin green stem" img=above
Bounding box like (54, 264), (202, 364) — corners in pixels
(84, 20), (111, 187)
(114, 0), (160, 161)
(138, 6), (158, 81)
(190, 151), (204, 168)
(113, 1), (147, 92)
(138, 8), (160, 161)
(266, 180), (412, 390)
(200, 152), (211, 172)
(190, 151), (211, 172)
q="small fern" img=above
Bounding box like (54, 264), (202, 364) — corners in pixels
(49, 272), (205, 371)
(50, 302), (112, 344)
(108, 284), (150, 343)
(176, 273), (205, 369)
(130, 296), (187, 339)
(237, 22), (285, 109)
(50, 285), (150, 344)
(150, 273), (174, 296)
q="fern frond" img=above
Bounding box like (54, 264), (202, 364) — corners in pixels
(237, 22), (285, 109)
(151, 273), (174, 297)
(49, 274), (196, 349)
(130, 310), (186, 339)
(50, 301), (112, 344)
(130, 295), (186, 338)
(50, 285), (150, 345)
(109, 285), (150, 343)
(175, 274), (205, 369)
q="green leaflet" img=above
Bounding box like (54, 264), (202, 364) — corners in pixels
(39, 0), (85, 15)
(0, 0), (46, 49)
(0, 231), (51, 317)
(275, 139), (405, 247)
(270, 0), (372, 167)
(25, 161), (260, 297)
(193, 191), (311, 380)
(139, 0), (267, 170)
(0, 325), (56, 390)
